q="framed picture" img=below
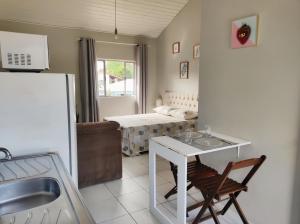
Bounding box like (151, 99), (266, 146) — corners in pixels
(231, 15), (259, 49)
(172, 42), (180, 54)
(193, 44), (200, 58)
(180, 61), (189, 79)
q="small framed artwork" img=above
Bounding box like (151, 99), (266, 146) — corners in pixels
(180, 61), (189, 79)
(231, 15), (259, 49)
(193, 44), (200, 58)
(172, 42), (180, 54)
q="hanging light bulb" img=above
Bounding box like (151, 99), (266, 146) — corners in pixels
(114, 0), (118, 40)
(115, 28), (118, 40)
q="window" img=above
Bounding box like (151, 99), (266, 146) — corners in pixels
(97, 59), (136, 96)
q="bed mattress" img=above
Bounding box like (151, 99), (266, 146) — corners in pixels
(104, 113), (186, 128)
(104, 113), (197, 156)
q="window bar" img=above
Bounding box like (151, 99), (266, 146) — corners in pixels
(104, 60), (107, 97)
(134, 62), (136, 96)
(124, 62), (127, 96)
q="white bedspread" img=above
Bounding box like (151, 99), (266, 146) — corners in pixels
(104, 113), (186, 128)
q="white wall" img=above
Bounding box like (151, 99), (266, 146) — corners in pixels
(198, 0), (300, 223)
(96, 42), (135, 61)
(156, 0), (201, 96)
(0, 20), (157, 119)
(96, 37), (157, 117)
(98, 96), (137, 121)
(95, 42), (136, 120)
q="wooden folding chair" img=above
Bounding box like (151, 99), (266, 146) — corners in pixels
(189, 155), (266, 224)
(164, 155), (218, 199)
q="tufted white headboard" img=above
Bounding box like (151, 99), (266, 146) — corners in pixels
(162, 92), (198, 112)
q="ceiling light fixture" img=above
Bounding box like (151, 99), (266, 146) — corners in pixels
(114, 0), (118, 40)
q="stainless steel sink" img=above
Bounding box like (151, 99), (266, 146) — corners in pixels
(0, 153), (95, 224)
(0, 177), (60, 216)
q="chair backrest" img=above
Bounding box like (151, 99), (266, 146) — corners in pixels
(231, 156), (266, 170)
(216, 155), (266, 192)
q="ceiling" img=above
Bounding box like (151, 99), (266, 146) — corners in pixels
(0, 0), (189, 38)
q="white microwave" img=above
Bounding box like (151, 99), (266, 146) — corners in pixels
(0, 31), (49, 71)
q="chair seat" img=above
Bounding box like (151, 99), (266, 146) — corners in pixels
(188, 162), (218, 180)
(173, 161), (218, 181)
(190, 156), (266, 224)
(165, 159), (218, 200)
(192, 175), (248, 200)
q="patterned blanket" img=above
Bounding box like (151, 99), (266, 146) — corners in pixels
(121, 120), (197, 156)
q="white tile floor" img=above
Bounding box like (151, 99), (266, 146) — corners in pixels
(80, 154), (241, 224)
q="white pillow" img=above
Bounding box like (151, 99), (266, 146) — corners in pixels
(153, 106), (175, 115)
(169, 108), (198, 120)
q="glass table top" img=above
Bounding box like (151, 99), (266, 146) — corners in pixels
(173, 132), (236, 151)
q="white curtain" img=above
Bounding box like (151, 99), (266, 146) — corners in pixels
(79, 38), (99, 122)
(136, 44), (148, 114)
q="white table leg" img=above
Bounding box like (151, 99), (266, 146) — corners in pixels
(149, 144), (157, 210)
(237, 146), (240, 158)
(149, 140), (188, 224)
(177, 155), (187, 224)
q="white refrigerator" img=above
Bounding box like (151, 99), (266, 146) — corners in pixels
(0, 72), (77, 184)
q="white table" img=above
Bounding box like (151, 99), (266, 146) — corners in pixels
(149, 132), (251, 224)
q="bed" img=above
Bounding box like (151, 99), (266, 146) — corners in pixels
(104, 92), (198, 156)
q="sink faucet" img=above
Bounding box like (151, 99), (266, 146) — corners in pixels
(0, 147), (13, 160)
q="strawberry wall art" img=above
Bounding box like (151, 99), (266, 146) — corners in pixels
(231, 15), (259, 49)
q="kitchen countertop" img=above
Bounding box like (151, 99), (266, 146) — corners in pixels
(0, 153), (95, 224)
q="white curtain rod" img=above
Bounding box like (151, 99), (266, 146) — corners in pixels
(78, 38), (139, 46)
(96, 40), (138, 46)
